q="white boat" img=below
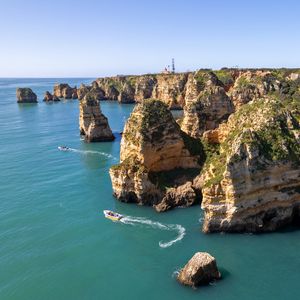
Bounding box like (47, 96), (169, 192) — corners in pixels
(103, 210), (123, 222)
(58, 146), (70, 151)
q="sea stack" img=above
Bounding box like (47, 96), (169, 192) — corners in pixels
(53, 83), (77, 99)
(177, 252), (221, 287)
(16, 88), (37, 103)
(109, 99), (203, 211)
(43, 91), (60, 102)
(79, 92), (115, 142)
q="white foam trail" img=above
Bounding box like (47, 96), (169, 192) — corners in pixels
(159, 224), (186, 248)
(120, 216), (186, 248)
(60, 147), (117, 160)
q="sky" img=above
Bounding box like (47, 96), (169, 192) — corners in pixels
(0, 0), (299, 77)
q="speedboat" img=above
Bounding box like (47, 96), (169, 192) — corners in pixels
(58, 146), (70, 151)
(103, 210), (123, 222)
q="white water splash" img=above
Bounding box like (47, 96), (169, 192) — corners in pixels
(120, 216), (186, 248)
(59, 147), (117, 160)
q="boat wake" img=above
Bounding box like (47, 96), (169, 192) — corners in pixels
(120, 216), (186, 248)
(59, 147), (117, 160)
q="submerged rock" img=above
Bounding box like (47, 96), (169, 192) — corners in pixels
(79, 92), (115, 142)
(16, 88), (37, 103)
(201, 98), (300, 233)
(109, 99), (203, 211)
(177, 252), (221, 287)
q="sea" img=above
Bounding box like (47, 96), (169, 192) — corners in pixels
(0, 78), (300, 300)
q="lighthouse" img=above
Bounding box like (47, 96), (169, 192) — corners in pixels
(172, 58), (175, 73)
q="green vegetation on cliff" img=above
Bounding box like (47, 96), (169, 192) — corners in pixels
(110, 156), (147, 175)
(202, 98), (300, 188)
(214, 70), (234, 86)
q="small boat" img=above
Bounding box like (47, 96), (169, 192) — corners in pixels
(103, 210), (123, 222)
(58, 146), (70, 151)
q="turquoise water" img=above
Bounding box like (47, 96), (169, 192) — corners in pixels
(1, 78), (300, 300)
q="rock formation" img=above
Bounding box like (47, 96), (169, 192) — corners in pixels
(79, 92), (115, 142)
(177, 252), (221, 287)
(77, 84), (105, 101)
(118, 82), (135, 103)
(53, 83), (77, 99)
(72, 89), (78, 99)
(151, 73), (188, 109)
(134, 75), (156, 102)
(109, 99), (203, 211)
(229, 71), (281, 108)
(180, 72), (234, 138)
(200, 98), (300, 233)
(80, 69), (299, 111)
(43, 91), (60, 102)
(16, 88), (37, 103)
(94, 73), (198, 108)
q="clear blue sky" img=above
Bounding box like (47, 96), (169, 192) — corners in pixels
(0, 0), (299, 77)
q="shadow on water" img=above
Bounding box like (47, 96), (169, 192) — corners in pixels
(276, 223), (300, 234)
(44, 101), (61, 106)
(17, 103), (38, 110)
(218, 267), (230, 280)
(113, 132), (122, 142)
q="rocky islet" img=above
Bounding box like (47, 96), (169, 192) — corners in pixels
(16, 88), (37, 103)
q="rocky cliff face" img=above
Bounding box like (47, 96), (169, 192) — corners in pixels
(16, 88), (37, 103)
(109, 99), (203, 211)
(200, 99), (300, 233)
(79, 92), (115, 142)
(77, 84), (105, 101)
(43, 91), (60, 102)
(89, 69), (300, 111)
(151, 73), (188, 109)
(229, 71), (281, 107)
(179, 71), (234, 138)
(94, 73), (192, 108)
(53, 83), (77, 99)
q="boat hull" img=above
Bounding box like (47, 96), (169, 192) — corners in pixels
(103, 210), (123, 222)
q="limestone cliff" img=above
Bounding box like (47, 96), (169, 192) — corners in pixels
(94, 73), (190, 108)
(229, 71), (280, 107)
(83, 69), (297, 112)
(180, 71), (234, 138)
(151, 73), (188, 109)
(79, 92), (115, 142)
(109, 99), (203, 211)
(77, 84), (105, 101)
(53, 83), (77, 99)
(200, 98), (300, 233)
